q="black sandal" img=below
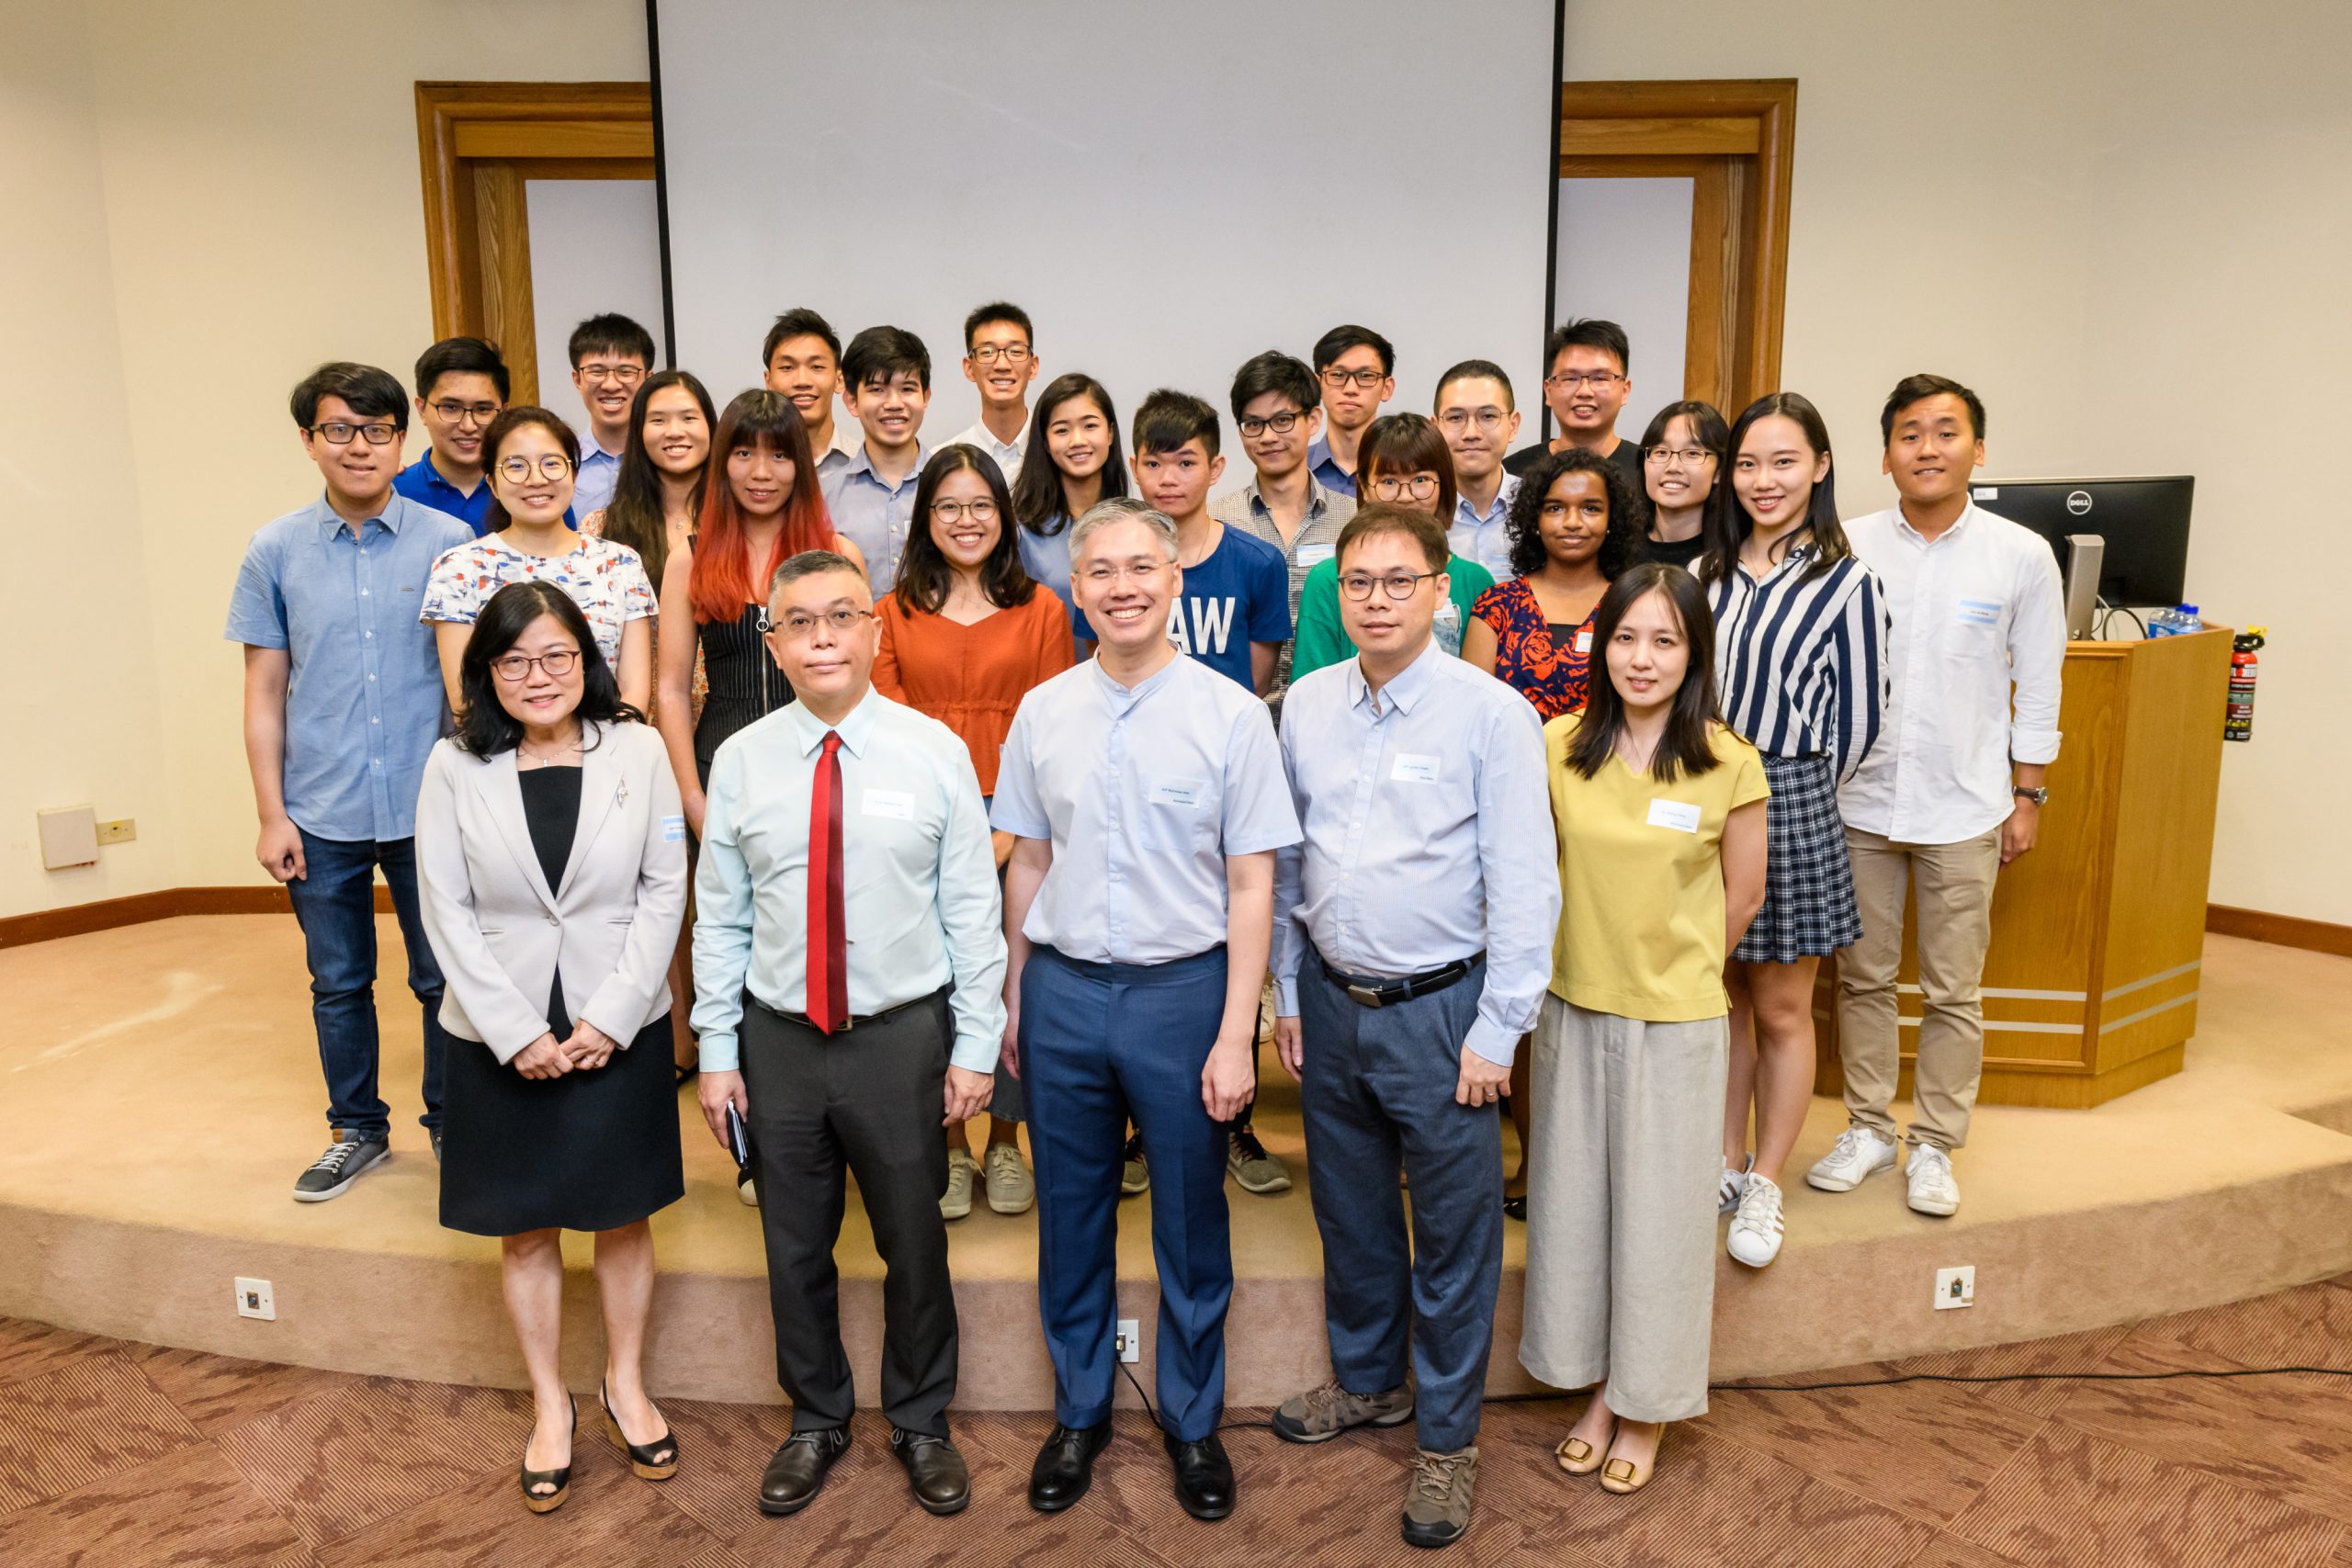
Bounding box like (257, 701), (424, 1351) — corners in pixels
(520, 1393), (576, 1514)
(602, 1379), (679, 1480)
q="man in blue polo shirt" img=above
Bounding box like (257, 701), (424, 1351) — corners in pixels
(391, 336), (509, 535)
(227, 362), (473, 1203)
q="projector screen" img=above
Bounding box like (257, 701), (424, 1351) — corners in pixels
(653, 0), (1561, 456)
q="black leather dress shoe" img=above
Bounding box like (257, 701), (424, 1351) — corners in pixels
(1165, 1431), (1235, 1520)
(1029, 1422), (1111, 1513)
(759, 1427), (850, 1516)
(891, 1428), (970, 1515)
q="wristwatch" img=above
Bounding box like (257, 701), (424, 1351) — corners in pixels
(2012, 785), (2049, 806)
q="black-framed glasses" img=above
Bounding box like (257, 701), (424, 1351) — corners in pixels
(490, 649), (581, 682)
(1368, 473), (1441, 502)
(967, 344), (1032, 367)
(497, 454), (575, 483)
(1238, 409), (1306, 438)
(310, 421), (399, 446)
(932, 499), (1000, 525)
(1320, 366), (1385, 390)
(1340, 570), (1437, 602)
(771, 607), (875, 639)
(577, 363), (644, 386)
(1544, 371), (1623, 391)
(428, 400), (501, 424)
(1645, 446), (1714, 468)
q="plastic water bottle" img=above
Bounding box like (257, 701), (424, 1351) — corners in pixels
(2177, 604), (2203, 632)
(1434, 597), (1464, 656)
(2146, 607), (2177, 637)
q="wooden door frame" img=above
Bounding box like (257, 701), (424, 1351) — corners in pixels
(1558, 79), (1797, 415)
(413, 82), (654, 405)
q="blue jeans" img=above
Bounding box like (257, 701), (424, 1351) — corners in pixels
(283, 829), (451, 1140)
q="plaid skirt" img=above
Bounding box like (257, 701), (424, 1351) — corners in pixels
(1733, 753), (1862, 964)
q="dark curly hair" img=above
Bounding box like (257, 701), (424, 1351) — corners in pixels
(1505, 446), (1644, 581)
(455, 581), (639, 756)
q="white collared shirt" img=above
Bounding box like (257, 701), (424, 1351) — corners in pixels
(691, 689), (1007, 1072)
(1839, 502), (2065, 844)
(939, 414), (1030, 488)
(991, 653), (1301, 964)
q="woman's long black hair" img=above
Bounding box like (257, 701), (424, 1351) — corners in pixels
(1505, 445), (1644, 581)
(1563, 561), (1725, 784)
(455, 581), (639, 756)
(1011, 373), (1128, 535)
(1698, 390), (1849, 583)
(600, 368), (717, 592)
(894, 445), (1037, 616)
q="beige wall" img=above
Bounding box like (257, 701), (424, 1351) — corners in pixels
(1566, 0), (2352, 925)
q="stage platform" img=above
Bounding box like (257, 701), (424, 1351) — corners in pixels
(5, 917), (2349, 1409)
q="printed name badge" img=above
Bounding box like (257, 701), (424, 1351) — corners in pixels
(1149, 779), (1204, 807)
(1391, 753), (1441, 784)
(1647, 798), (1702, 834)
(1574, 627), (1594, 655)
(862, 789), (916, 821)
(1955, 598), (2002, 626)
(660, 814), (686, 842)
(1296, 544), (1336, 568)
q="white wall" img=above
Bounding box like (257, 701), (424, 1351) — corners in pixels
(526, 178), (667, 444)
(1555, 175), (1692, 440)
(1566, 0), (2352, 925)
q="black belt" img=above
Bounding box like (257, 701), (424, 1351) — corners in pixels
(1316, 949), (1482, 1010)
(749, 987), (944, 1037)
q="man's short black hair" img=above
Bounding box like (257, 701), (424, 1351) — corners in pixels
(1227, 350), (1319, 422)
(1133, 389), (1221, 461)
(1544, 318), (1629, 375)
(413, 336), (510, 404)
(842, 325), (932, 392)
(1313, 323), (1396, 377)
(1434, 357), (1515, 412)
(568, 312), (656, 370)
(1881, 372), (1987, 446)
(289, 362), (408, 431)
(762, 308), (841, 367)
(964, 300), (1034, 352)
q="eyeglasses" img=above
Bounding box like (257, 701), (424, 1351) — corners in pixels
(1645, 446), (1714, 468)
(1368, 474), (1441, 502)
(967, 344), (1032, 367)
(1320, 367), (1386, 390)
(932, 499), (999, 525)
(1080, 561), (1169, 586)
(490, 649), (580, 682)
(1544, 371), (1623, 391)
(310, 421), (399, 446)
(1540, 499), (1610, 522)
(1238, 410), (1306, 438)
(1340, 570), (1437, 602)
(1438, 408), (1508, 433)
(428, 400), (500, 424)
(497, 454), (575, 483)
(771, 607), (875, 639)
(577, 364), (645, 386)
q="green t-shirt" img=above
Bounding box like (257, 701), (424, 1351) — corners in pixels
(1289, 554), (1498, 681)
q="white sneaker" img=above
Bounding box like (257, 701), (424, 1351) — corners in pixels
(1726, 1173), (1785, 1268)
(1807, 1127), (1899, 1193)
(1905, 1144), (1960, 1216)
(940, 1147), (978, 1221)
(1718, 1154), (1753, 1217)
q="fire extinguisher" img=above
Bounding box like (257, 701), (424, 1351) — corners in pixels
(2225, 626), (2266, 742)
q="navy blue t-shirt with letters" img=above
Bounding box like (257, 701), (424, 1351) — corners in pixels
(1168, 523), (1290, 691)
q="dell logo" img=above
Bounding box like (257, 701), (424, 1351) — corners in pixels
(2065, 491), (2093, 515)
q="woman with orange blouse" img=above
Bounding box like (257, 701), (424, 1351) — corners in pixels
(874, 443), (1073, 1223)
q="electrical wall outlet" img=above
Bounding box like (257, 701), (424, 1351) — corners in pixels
(234, 1277), (277, 1321)
(96, 818), (137, 845)
(1934, 1265), (1975, 1310)
(1115, 1318), (1140, 1363)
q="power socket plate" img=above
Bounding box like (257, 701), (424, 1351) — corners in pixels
(1115, 1318), (1140, 1363)
(235, 1277), (277, 1321)
(1934, 1265), (1975, 1310)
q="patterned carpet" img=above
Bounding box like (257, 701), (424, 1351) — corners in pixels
(3, 1274), (2349, 1566)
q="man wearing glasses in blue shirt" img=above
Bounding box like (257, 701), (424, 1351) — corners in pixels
(392, 336), (510, 536)
(566, 312), (656, 519)
(1306, 324), (1396, 498)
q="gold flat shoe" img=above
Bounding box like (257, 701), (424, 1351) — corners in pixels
(1555, 1429), (1610, 1475)
(1600, 1429), (1662, 1495)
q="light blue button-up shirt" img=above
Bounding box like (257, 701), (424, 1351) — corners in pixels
(1272, 638), (1558, 1066)
(1306, 434), (1357, 499)
(691, 689), (1007, 1073)
(1447, 473), (1522, 582)
(224, 493), (473, 842)
(572, 441), (625, 520)
(992, 654), (1301, 964)
(820, 441), (929, 593)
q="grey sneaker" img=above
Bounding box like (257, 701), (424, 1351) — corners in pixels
(984, 1143), (1035, 1215)
(940, 1147), (978, 1221)
(293, 1134), (388, 1202)
(1227, 1127), (1292, 1194)
(1402, 1446), (1478, 1549)
(1121, 1131), (1149, 1197)
(1272, 1379), (1415, 1444)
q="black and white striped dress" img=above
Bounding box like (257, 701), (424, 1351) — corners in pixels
(1705, 537), (1889, 962)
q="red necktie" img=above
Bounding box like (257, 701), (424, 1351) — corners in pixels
(805, 731), (848, 1033)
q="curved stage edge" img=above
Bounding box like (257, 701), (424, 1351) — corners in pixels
(6, 919), (2350, 1408)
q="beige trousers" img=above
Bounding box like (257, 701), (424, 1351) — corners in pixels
(1519, 996), (1726, 1424)
(1835, 824), (2002, 1152)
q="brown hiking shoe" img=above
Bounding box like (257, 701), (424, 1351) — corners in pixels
(1270, 1379), (1415, 1443)
(1401, 1446), (1478, 1549)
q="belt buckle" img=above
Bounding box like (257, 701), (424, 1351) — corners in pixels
(1346, 982), (1385, 1009)
(838, 1012), (854, 1034)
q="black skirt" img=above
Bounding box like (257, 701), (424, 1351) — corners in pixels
(439, 1013), (685, 1236)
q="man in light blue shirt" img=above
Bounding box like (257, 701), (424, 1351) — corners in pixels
(226, 362), (474, 1203)
(693, 549), (1001, 1520)
(564, 312), (655, 519)
(993, 499), (1301, 1522)
(1266, 504), (1556, 1550)
(1435, 359), (1525, 581)
(819, 325), (933, 592)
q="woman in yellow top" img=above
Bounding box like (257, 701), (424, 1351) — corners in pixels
(1521, 560), (1767, 1495)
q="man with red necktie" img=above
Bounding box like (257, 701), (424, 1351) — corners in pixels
(692, 550), (1006, 1521)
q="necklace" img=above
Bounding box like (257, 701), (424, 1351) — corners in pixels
(517, 732), (582, 770)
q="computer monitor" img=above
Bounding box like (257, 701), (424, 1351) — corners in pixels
(1968, 476), (2193, 608)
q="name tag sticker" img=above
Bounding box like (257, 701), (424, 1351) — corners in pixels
(1972, 486), (1999, 500)
(1296, 544), (1336, 567)
(1647, 798), (1702, 833)
(862, 789), (916, 821)
(660, 814), (686, 842)
(1956, 598), (2002, 626)
(1391, 752), (1441, 783)
(1574, 627), (1594, 655)
(1148, 779), (1203, 807)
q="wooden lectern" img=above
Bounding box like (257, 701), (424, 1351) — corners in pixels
(1816, 627), (2233, 1109)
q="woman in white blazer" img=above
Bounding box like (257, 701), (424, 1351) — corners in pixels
(415, 580), (687, 1515)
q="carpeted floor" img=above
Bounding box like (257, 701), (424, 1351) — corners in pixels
(4, 1272), (2349, 1566)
